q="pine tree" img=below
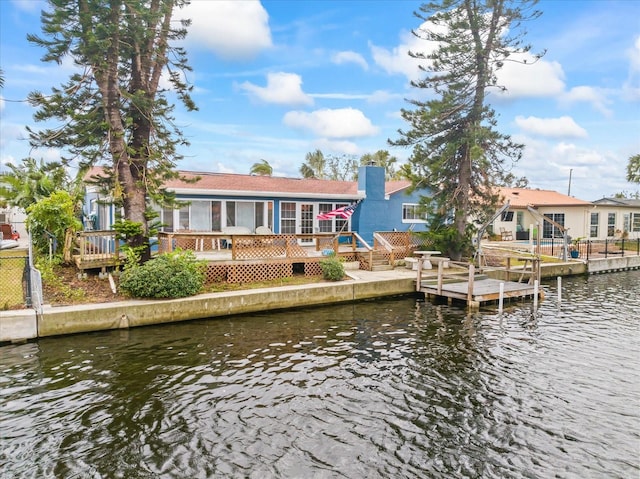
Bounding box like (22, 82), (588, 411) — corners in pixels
(391, 0), (542, 259)
(26, 0), (197, 262)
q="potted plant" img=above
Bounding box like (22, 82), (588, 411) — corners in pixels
(569, 237), (583, 258)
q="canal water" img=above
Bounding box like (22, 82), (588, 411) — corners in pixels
(1, 271), (639, 478)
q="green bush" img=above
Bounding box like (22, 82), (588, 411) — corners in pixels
(26, 191), (82, 256)
(319, 256), (345, 281)
(118, 250), (206, 298)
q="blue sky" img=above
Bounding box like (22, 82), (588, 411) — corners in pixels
(1, 0), (639, 201)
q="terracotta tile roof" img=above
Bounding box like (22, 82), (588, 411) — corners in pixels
(85, 167), (412, 198)
(498, 187), (591, 208)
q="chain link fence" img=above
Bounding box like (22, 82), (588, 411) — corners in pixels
(0, 250), (30, 310)
(0, 240), (43, 313)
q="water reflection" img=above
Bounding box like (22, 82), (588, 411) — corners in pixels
(1, 271), (638, 478)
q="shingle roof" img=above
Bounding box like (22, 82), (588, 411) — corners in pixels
(593, 197), (640, 207)
(498, 187), (591, 208)
(85, 167), (412, 198)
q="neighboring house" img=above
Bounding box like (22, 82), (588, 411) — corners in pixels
(492, 188), (595, 241)
(591, 197), (640, 240)
(0, 206), (27, 239)
(84, 165), (429, 244)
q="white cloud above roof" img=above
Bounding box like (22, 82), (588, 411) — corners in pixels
(494, 52), (566, 98)
(369, 27), (432, 83)
(515, 115), (588, 139)
(331, 51), (369, 70)
(283, 108), (379, 139)
(559, 86), (613, 117)
(313, 138), (361, 155)
(623, 35), (640, 101)
(239, 72), (313, 106)
(178, 0), (272, 60)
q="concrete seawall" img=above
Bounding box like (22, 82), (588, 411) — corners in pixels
(2, 256), (638, 344)
(1, 270), (416, 343)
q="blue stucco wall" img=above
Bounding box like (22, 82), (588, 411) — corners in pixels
(355, 166), (429, 243)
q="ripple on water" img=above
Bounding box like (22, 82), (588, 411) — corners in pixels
(0, 271), (638, 478)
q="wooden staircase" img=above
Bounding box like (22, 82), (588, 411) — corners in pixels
(370, 251), (393, 271)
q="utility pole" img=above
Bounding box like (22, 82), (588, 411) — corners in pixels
(567, 168), (573, 196)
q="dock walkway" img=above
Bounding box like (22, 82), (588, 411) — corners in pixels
(416, 258), (541, 308)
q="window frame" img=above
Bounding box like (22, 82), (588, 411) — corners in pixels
(402, 203), (427, 223)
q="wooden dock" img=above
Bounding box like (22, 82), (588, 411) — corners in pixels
(416, 259), (542, 309)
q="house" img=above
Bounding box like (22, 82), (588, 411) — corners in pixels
(492, 187), (594, 241)
(84, 165), (430, 244)
(591, 197), (640, 240)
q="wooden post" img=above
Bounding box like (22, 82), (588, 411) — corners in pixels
(416, 254), (423, 292)
(467, 263), (475, 305)
(437, 260), (444, 295)
(506, 256), (512, 282)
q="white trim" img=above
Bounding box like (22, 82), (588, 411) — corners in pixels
(168, 188), (363, 200)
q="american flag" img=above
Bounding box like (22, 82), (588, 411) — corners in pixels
(317, 203), (358, 220)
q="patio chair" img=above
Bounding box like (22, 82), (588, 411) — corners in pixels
(500, 227), (513, 241)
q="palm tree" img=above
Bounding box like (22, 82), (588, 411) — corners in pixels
(359, 150), (400, 180)
(0, 158), (72, 210)
(250, 159), (273, 176)
(299, 150), (326, 179)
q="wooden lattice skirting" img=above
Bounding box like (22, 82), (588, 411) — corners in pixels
(204, 258), (335, 284)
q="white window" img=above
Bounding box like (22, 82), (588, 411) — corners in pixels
(543, 213), (565, 239)
(402, 203), (426, 223)
(607, 213), (616, 237)
(632, 213), (640, 233)
(590, 212), (599, 238)
(280, 202), (296, 234)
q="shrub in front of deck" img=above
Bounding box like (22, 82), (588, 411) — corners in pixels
(319, 256), (345, 281)
(119, 250), (206, 298)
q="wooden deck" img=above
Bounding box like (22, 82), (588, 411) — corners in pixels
(419, 277), (538, 307)
(416, 258), (542, 309)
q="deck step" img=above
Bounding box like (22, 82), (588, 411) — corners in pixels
(371, 264), (394, 271)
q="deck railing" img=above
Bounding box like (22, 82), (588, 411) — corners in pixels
(69, 229), (422, 274)
(157, 230), (370, 260)
(67, 230), (121, 271)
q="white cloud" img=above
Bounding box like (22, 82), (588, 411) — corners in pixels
(0, 96), (5, 112)
(560, 86), (613, 117)
(515, 116), (588, 139)
(239, 72), (313, 106)
(177, 0), (272, 61)
(367, 90), (401, 104)
(369, 29), (429, 82)
(215, 161), (236, 174)
(331, 51), (368, 70)
(371, 20), (567, 102)
(11, 0), (45, 13)
(311, 93), (369, 100)
(283, 108), (379, 139)
(313, 138), (361, 155)
(623, 35), (640, 101)
(494, 52), (566, 99)
(512, 134), (627, 199)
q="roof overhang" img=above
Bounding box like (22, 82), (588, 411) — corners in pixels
(168, 188), (363, 201)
